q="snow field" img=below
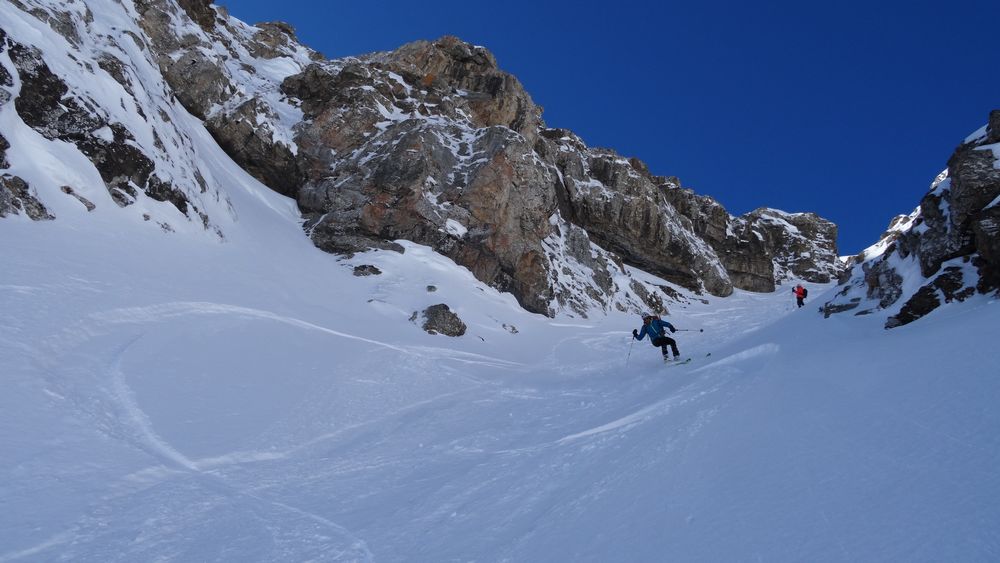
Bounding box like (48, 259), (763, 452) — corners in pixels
(4, 203), (998, 561)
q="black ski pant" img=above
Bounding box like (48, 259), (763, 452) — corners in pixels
(651, 336), (679, 357)
(796, 297), (804, 308)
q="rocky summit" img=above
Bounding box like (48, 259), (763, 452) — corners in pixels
(1, 0), (843, 317)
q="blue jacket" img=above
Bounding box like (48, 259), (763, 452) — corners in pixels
(634, 318), (675, 341)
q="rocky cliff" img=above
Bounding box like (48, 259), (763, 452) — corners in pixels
(0, 0), (843, 317)
(824, 110), (1000, 328)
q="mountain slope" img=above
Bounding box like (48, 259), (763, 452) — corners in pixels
(2, 210), (998, 560)
(825, 111), (1000, 327)
(1, 0), (842, 319)
(2, 2), (998, 561)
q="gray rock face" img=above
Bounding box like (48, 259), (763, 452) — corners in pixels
(4, 1), (844, 319)
(747, 208), (841, 284)
(0, 1), (244, 237)
(352, 265), (382, 277)
(7, 40), (188, 214)
(277, 31), (843, 314)
(0, 175), (54, 220)
(972, 206), (1000, 291)
(662, 186), (766, 288)
(135, 0), (234, 122)
(176, 0), (216, 31)
(543, 138), (733, 297)
(988, 109), (1000, 144)
(825, 110), (1000, 328)
(663, 190), (842, 291)
(206, 98), (301, 196)
(862, 253), (904, 309)
(134, 0), (315, 198)
(0, 30), (11, 112)
(216, 30), (841, 315)
(420, 304), (467, 337)
(283, 41), (562, 313)
(885, 266), (975, 328)
(0, 133), (10, 170)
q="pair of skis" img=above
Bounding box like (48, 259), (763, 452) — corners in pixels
(663, 352), (711, 368)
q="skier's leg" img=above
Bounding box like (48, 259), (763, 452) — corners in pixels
(665, 336), (680, 357)
(652, 336), (669, 358)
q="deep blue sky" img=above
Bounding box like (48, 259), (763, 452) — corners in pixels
(225, 0), (998, 254)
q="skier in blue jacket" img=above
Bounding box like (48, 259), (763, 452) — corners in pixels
(632, 312), (681, 362)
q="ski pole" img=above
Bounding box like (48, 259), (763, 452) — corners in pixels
(625, 337), (635, 368)
(675, 329), (704, 332)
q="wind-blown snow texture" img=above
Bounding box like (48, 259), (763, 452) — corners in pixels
(4, 181), (1000, 561)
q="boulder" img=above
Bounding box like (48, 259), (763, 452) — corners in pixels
(420, 304), (467, 336)
(352, 265), (382, 276)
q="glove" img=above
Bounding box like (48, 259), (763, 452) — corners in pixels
(670, 327), (676, 333)
(632, 329), (638, 338)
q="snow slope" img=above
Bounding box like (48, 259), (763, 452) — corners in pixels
(2, 142), (999, 562)
(1, 6), (998, 555)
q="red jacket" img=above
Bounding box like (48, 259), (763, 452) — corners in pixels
(793, 286), (806, 298)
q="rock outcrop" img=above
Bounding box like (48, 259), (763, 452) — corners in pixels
(664, 188), (842, 291)
(1, 0), (843, 318)
(0, 1), (237, 235)
(133, 0), (316, 199)
(0, 175), (54, 220)
(418, 304), (467, 337)
(274, 36), (840, 314)
(825, 110), (1000, 327)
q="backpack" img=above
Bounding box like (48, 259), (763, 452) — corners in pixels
(802, 288), (808, 298)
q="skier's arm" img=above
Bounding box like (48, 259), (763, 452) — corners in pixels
(664, 321), (676, 333)
(634, 327), (646, 341)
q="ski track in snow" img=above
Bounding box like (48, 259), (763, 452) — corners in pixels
(4, 0), (999, 556)
(5, 217), (999, 561)
(107, 335), (200, 471)
(556, 375), (728, 445)
(10, 302), (452, 561)
(9, 288), (579, 562)
(15, 342), (376, 562)
(12, 299), (743, 561)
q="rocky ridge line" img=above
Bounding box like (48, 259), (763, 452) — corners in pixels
(823, 110), (1000, 328)
(2, 0), (844, 318)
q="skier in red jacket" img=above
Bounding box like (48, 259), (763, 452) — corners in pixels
(793, 284), (807, 308)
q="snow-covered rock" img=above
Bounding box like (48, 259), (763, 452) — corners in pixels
(417, 303), (467, 337)
(824, 110), (1000, 327)
(3, 4), (999, 560)
(665, 185), (843, 291)
(0, 0), (238, 237)
(276, 36), (840, 315)
(0, 0), (841, 320)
